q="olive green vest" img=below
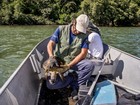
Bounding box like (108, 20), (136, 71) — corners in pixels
(54, 25), (87, 64)
(54, 25), (87, 63)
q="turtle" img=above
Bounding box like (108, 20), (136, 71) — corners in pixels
(42, 57), (69, 84)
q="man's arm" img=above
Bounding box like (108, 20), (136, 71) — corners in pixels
(68, 48), (88, 67)
(67, 36), (89, 67)
(47, 40), (56, 57)
(47, 27), (59, 57)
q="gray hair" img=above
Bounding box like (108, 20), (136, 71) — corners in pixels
(87, 21), (101, 36)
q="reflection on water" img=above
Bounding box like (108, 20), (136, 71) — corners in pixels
(101, 27), (140, 57)
(0, 26), (139, 87)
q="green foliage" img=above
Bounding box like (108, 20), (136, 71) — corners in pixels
(0, 1), (14, 24)
(57, 14), (69, 24)
(80, 0), (140, 26)
(0, 0), (139, 26)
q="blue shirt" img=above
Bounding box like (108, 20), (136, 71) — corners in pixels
(50, 27), (89, 48)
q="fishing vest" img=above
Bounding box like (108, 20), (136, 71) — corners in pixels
(54, 25), (87, 64)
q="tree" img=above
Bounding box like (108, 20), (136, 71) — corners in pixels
(80, 0), (140, 26)
(0, 0), (139, 26)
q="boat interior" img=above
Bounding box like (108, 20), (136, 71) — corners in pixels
(0, 37), (140, 105)
(31, 39), (140, 105)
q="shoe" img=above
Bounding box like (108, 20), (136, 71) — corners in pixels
(78, 85), (90, 99)
(71, 89), (78, 100)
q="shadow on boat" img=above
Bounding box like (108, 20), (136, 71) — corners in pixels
(113, 60), (124, 79)
(38, 80), (73, 105)
(38, 75), (112, 105)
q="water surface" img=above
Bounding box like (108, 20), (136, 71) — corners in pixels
(101, 27), (140, 57)
(0, 25), (57, 86)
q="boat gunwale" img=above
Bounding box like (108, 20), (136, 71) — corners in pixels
(109, 45), (140, 60)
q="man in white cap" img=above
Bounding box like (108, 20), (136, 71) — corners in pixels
(46, 14), (95, 100)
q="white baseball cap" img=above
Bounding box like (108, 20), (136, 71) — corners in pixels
(76, 14), (89, 34)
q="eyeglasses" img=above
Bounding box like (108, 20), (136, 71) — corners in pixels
(72, 23), (81, 35)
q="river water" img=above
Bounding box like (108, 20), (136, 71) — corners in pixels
(0, 26), (140, 87)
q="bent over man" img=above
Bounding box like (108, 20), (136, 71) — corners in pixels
(46, 14), (95, 100)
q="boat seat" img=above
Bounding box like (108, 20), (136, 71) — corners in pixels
(91, 57), (114, 75)
(90, 80), (117, 105)
(91, 51), (121, 76)
(90, 43), (114, 75)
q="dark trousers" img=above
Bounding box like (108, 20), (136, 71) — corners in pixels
(71, 59), (95, 86)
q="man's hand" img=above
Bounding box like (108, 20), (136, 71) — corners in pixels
(49, 56), (59, 68)
(60, 64), (70, 73)
(43, 56), (59, 72)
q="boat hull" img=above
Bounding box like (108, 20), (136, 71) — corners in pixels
(0, 37), (140, 105)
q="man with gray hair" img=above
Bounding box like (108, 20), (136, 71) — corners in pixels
(87, 22), (103, 60)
